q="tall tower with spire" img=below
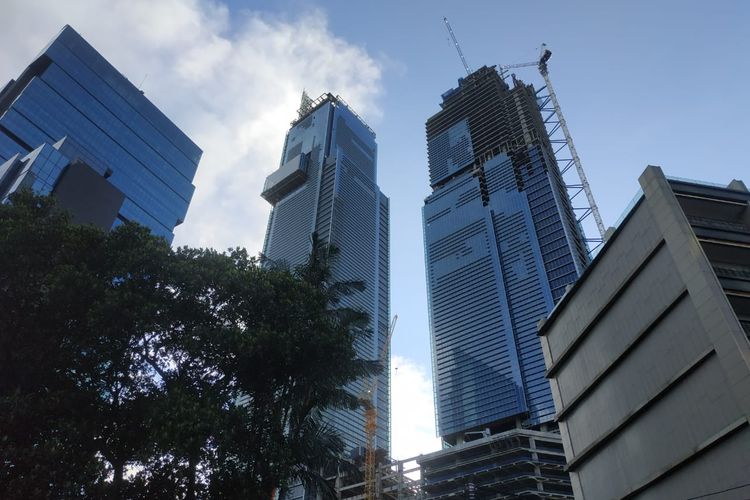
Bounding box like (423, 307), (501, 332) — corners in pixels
(261, 92), (390, 459)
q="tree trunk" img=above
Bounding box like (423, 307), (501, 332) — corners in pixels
(187, 456), (197, 500)
(112, 460), (124, 500)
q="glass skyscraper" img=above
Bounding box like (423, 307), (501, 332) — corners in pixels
(262, 93), (390, 457)
(0, 25), (201, 240)
(423, 66), (588, 444)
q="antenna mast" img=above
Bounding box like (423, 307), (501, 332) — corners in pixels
(443, 17), (471, 76)
(298, 89), (313, 119)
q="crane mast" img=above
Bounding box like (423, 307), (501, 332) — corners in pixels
(500, 46), (606, 241)
(443, 17), (471, 76)
(536, 45), (606, 239)
(363, 315), (397, 500)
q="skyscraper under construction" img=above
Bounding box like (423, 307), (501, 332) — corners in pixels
(423, 64), (588, 445)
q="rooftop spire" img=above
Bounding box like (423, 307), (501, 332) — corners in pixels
(298, 90), (313, 119)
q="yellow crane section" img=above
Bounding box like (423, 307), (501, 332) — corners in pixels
(363, 314), (397, 500)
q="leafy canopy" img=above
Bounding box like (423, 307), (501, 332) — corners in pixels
(0, 191), (378, 499)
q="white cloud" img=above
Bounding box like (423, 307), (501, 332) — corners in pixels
(0, 0), (384, 252)
(390, 355), (442, 461)
(2, 0), (444, 463)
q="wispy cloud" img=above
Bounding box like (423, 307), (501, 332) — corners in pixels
(1, 0), (442, 462)
(0, 0), (384, 252)
(391, 355), (442, 460)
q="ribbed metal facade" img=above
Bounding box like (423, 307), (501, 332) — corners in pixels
(423, 67), (587, 442)
(0, 26), (201, 241)
(262, 95), (390, 457)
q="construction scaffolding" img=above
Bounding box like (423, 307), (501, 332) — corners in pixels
(501, 45), (606, 253)
(425, 65), (591, 281)
(336, 457), (421, 499)
(335, 429), (572, 499)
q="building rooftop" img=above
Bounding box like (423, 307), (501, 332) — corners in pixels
(290, 92), (375, 138)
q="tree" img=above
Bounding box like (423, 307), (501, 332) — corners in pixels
(0, 190), (107, 498)
(206, 238), (379, 498)
(0, 192), (378, 498)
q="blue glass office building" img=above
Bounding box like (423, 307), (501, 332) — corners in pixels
(0, 25), (201, 240)
(424, 66), (588, 444)
(262, 94), (390, 456)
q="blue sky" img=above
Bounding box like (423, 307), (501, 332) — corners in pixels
(215, 0), (750, 367)
(3, 0), (748, 459)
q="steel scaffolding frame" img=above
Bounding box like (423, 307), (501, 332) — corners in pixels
(534, 83), (604, 253)
(500, 47), (606, 255)
(334, 430), (572, 499)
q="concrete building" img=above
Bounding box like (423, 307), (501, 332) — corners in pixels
(0, 25), (201, 240)
(333, 429), (570, 499)
(261, 92), (390, 459)
(539, 166), (750, 499)
(417, 428), (571, 499)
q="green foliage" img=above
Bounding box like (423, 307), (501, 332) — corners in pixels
(0, 191), (377, 499)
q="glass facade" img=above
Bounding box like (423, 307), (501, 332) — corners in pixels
(0, 25), (201, 240)
(423, 67), (588, 442)
(0, 142), (69, 197)
(262, 94), (390, 459)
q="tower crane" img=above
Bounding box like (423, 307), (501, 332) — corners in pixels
(443, 17), (471, 76)
(363, 314), (397, 500)
(501, 45), (606, 240)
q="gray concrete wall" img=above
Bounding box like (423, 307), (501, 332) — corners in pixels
(540, 166), (750, 500)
